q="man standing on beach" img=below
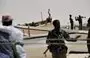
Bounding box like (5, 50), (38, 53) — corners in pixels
(46, 9), (52, 24)
(87, 17), (90, 27)
(87, 17), (90, 58)
(46, 19), (81, 58)
(46, 20), (70, 58)
(2, 15), (26, 58)
(69, 14), (74, 30)
(75, 15), (86, 30)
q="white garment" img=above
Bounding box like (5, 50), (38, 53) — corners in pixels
(0, 26), (26, 58)
(10, 26), (26, 58)
(16, 45), (26, 58)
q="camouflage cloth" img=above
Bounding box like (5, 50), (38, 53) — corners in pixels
(46, 29), (69, 58)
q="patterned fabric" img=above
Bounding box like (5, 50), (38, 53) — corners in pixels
(46, 29), (69, 58)
(0, 53), (10, 58)
(0, 31), (14, 58)
(46, 29), (70, 45)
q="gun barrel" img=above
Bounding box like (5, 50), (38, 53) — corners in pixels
(43, 48), (49, 54)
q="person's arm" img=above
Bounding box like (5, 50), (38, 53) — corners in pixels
(81, 16), (86, 18)
(15, 30), (26, 58)
(63, 30), (80, 42)
(0, 26), (11, 33)
(62, 30), (70, 41)
(14, 29), (24, 43)
(16, 45), (26, 58)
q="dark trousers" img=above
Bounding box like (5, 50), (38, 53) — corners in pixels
(51, 48), (67, 58)
(71, 23), (73, 30)
(79, 23), (82, 30)
(49, 45), (67, 58)
(87, 41), (90, 53)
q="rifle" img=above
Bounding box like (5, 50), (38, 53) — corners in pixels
(43, 47), (49, 57)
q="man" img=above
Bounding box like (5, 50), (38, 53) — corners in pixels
(69, 14), (74, 30)
(46, 20), (80, 58)
(75, 15), (86, 30)
(46, 9), (52, 24)
(1, 15), (26, 58)
(87, 18), (90, 58)
(46, 20), (70, 58)
(87, 17), (90, 27)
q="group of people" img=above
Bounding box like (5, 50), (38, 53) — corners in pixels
(1, 13), (90, 58)
(0, 15), (26, 58)
(69, 14), (86, 30)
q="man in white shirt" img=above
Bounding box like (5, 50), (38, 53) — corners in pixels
(1, 15), (26, 58)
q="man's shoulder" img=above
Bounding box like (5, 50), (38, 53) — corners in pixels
(0, 26), (11, 34)
(11, 26), (23, 34)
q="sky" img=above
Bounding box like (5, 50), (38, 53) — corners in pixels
(0, 0), (90, 26)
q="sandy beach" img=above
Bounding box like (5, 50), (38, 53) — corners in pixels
(24, 46), (52, 58)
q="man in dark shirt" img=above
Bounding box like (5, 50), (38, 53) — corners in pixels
(75, 15), (86, 30)
(69, 14), (74, 30)
(46, 19), (81, 58)
(87, 17), (90, 27)
(46, 9), (52, 24)
(87, 17), (90, 58)
(46, 20), (73, 58)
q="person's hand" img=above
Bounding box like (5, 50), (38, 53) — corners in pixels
(71, 35), (81, 42)
(75, 35), (81, 39)
(68, 35), (81, 42)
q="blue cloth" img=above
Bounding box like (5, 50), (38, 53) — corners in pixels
(0, 53), (10, 58)
(0, 31), (14, 58)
